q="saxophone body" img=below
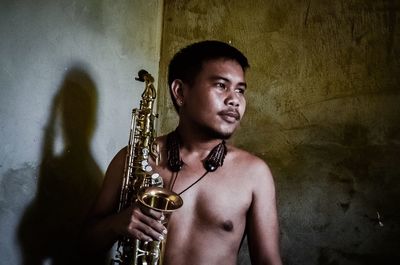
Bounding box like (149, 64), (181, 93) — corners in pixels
(111, 70), (183, 265)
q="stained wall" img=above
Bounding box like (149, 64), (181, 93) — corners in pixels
(157, 1), (400, 264)
(0, 0), (163, 264)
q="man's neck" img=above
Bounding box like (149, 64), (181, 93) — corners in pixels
(175, 125), (225, 160)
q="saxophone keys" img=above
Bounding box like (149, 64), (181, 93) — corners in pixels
(151, 173), (160, 180)
(142, 148), (149, 155)
(141, 160), (152, 172)
(151, 173), (163, 187)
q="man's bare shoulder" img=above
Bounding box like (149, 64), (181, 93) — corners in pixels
(155, 135), (168, 148)
(226, 144), (274, 181)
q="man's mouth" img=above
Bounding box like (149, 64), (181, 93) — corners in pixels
(218, 109), (241, 121)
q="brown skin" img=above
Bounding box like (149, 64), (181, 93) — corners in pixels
(82, 59), (282, 265)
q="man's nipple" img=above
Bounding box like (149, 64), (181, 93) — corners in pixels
(221, 220), (234, 232)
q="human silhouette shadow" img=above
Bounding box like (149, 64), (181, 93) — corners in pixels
(18, 67), (105, 264)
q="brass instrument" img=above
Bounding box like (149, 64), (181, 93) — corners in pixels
(111, 70), (183, 265)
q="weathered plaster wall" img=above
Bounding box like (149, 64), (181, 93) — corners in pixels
(158, 1), (400, 264)
(0, 0), (163, 264)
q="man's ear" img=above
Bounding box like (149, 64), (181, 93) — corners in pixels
(171, 79), (185, 107)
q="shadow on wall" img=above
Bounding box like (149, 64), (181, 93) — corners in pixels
(17, 67), (106, 264)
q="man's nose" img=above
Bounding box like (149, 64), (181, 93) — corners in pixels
(225, 90), (240, 107)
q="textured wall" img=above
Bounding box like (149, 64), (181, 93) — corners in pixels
(157, 1), (400, 264)
(0, 0), (163, 264)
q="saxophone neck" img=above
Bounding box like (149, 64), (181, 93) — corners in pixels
(139, 71), (156, 109)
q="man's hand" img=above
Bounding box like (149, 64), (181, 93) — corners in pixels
(115, 204), (167, 242)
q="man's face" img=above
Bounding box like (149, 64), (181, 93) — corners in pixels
(180, 58), (247, 139)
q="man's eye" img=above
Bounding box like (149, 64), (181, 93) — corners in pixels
(216, 83), (226, 89)
(236, 88), (245, 94)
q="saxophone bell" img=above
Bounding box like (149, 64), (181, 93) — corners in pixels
(137, 186), (183, 214)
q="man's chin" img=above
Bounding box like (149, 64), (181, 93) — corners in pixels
(219, 131), (233, 140)
(204, 127), (235, 140)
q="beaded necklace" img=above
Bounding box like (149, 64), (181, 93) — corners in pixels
(166, 130), (227, 195)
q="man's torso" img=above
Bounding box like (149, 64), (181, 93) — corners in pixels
(151, 141), (256, 265)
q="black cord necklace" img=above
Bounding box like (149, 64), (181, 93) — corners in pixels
(166, 130), (227, 195)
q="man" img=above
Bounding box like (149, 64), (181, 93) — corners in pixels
(82, 40), (282, 265)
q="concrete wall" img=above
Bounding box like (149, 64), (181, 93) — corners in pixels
(0, 0), (163, 264)
(157, 1), (400, 265)
(1, 0), (399, 264)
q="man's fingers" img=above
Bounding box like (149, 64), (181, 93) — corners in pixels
(129, 229), (153, 242)
(129, 207), (167, 241)
(139, 213), (166, 232)
(138, 205), (164, 220)
(128, 219), (166, 241)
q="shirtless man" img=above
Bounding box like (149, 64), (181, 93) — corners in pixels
(82, 41), (282, 265)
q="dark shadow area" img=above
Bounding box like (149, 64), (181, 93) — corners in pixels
(18, 67), (106, 264)
(275, 121), (400, 265)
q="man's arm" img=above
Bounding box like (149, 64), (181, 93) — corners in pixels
(80, 147), (167, 253)
(246, 160), (282, 265)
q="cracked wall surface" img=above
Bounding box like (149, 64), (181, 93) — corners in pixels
(157, 1), (400, 264)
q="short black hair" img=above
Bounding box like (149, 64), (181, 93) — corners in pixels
(168, 40), (249, 112)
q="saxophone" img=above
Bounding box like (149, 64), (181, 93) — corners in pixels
(111, 70), (183, 265)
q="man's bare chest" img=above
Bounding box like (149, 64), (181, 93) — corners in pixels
(154, 164), (252, 232)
